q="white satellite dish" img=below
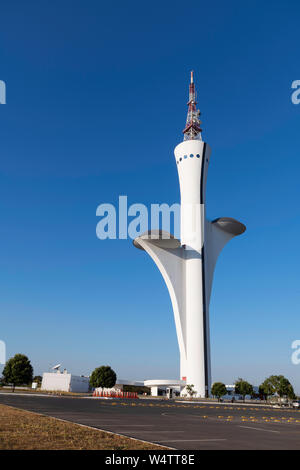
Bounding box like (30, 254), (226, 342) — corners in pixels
(52, 363), (61, 371)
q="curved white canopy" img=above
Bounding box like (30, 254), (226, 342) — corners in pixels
(133, 229), (181, 251)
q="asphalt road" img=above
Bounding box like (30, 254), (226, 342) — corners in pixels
(1, 393), (300, 449)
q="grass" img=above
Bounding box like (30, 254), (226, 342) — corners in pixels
(0, 404), (166, 450)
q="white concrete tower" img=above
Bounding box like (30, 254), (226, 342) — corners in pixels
(134, 72), (246, 397)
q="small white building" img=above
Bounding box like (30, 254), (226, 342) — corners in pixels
(94, 379), (186, 397)
(41, 370), (90, 393)
(144, 379), (186, 397)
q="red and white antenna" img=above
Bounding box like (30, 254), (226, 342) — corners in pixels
(183, 71), (202, 141)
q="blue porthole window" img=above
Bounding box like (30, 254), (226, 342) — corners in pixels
(179, 157), (182, 161)
(184, 155), (187, 159)
(190, 153), (194, 158)
(196, 154), (200, 158)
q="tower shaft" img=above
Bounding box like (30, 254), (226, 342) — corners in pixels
(174, 139), (211, 396)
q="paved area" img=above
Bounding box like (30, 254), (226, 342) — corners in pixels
(1, 394), (300, 449)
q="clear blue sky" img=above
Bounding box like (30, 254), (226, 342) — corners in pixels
(1, 0), (300, 391)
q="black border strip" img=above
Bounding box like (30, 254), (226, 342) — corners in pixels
(200, 142), (209, 397)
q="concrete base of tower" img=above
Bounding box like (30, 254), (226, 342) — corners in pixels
(180, 387), (207, 399)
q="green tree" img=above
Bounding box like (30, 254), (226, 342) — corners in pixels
(89, 366), (116, 389)
(234, 378), (253, 402)
(2, 354), (33, 392)
(259, 377), (276, 400)
(33, 375), (42, 387)
(185, 384), (196, 398)
(286, 383), (296, 400)
(258, 384), (269, 401)
(260, 375), (295, 400)
(211, 382), (227, 402)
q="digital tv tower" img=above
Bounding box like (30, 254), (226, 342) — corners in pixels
(134, 72), (246, 397)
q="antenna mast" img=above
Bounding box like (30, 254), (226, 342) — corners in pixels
(183, 71), (202, 141)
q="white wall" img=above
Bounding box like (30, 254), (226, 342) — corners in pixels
(41, 372), (71, 392)
(41, 372), (89, 393)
